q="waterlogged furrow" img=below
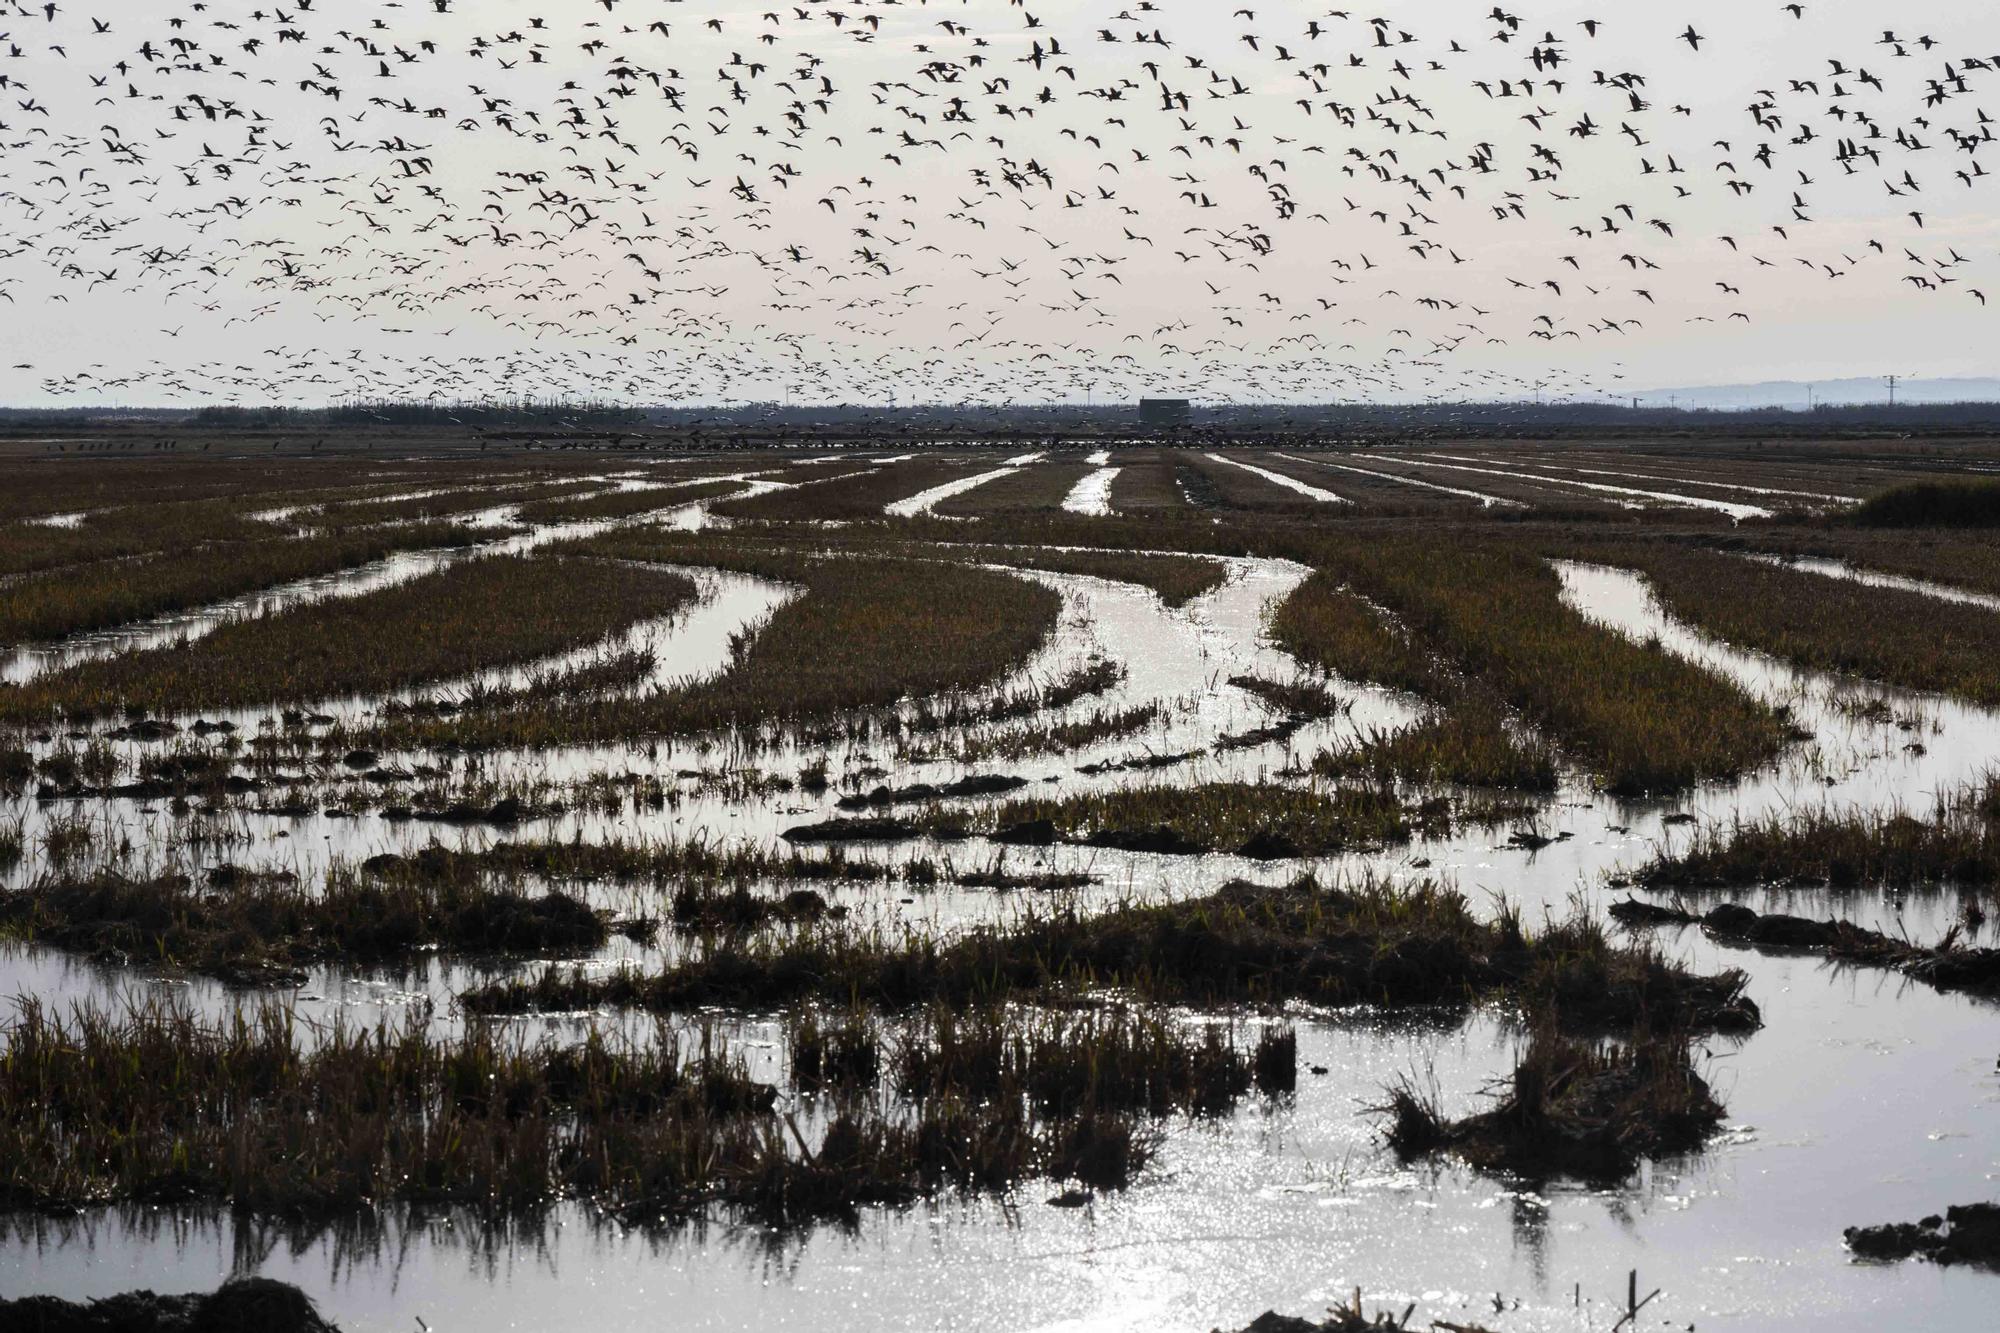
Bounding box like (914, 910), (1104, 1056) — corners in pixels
(1062, 467), (1120, 515)
(1202, 453), (1347, 504)
(300, 565), (799, 727)
(886, 467), (1021, 517)
(0, 543), (471, 687)
(1554, 558), (2000, 847)
(1497, 457), (1855, 504)
(1745, 552), (2000, 613)
(1410, 453), (1773, 520)
(1584, 546), (2000, 706)
(1271, 452), (1523, 508)
(0, 555), (702, 721)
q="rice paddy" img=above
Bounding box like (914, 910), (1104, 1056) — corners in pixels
(4, 433), (2000, 1331)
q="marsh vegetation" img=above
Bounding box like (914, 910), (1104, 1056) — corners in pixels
(3, 439), (1998, 1329)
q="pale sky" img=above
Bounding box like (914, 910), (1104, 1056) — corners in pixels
(1, 0), (1996, 406)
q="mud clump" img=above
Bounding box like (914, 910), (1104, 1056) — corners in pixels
(1083, 824), (1210, 855)
(1236, 830), (1302, 861)
(1846, 1203), (2000, 1267)
(1215, 1302), (1479, 1332)
(835, 773), (1027, 809)
(0, 1277), (339, 1333)
(1612, 898), (2000, 1000)
(992, 817), (1057, 846)
(672, 883), (844, 930)
(782, 815), (926, 844)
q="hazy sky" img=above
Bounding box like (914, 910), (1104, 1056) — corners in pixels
(2, 0), (1997, 406)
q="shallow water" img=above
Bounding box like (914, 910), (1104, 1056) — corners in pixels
(6, 949), (1992, 1333)
(1387, 455), (1773, 521)
(1744, 552), (2000, 612)
(885, 467), (1022, 518)
(1486, 457), (1854, 505)
(1204, 453), (1347, 504)
(1273, 453), (1523, 508)
(5, 525), (2000, 1329)
(1061, 468), (1120, 516)
(0, 489), (756, 690)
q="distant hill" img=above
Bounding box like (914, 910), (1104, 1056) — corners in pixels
(1636, 377), (2000, 410)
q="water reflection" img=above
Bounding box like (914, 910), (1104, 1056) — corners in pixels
(4, 540), (2000, 1329)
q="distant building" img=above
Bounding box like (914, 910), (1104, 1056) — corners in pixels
(1139, 398), (1191, 427)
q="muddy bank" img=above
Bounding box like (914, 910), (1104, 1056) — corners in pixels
(1612, 898), (2000, 1000)
(0, 1278), (338, 1333)
(1846, 1203), (2000, 1268)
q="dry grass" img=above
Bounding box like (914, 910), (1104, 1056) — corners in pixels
(1316, 706), (1559, 792)
(1729, 528), (2000, 599)
(1850, 479), (2000, 528)
(1272, 571), (1558, 791)
(306, 479), (592, 529)
(979, 546), (1228, 607)
(1268, 570), (1442, 697)
(0, 998), (1290, 1225)
(933, 464), (1095, 515)
(1095, 462), (1188, 511)
(0, 498), (278, 578)
(711, 460), (973, 522)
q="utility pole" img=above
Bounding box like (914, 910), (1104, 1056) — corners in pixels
(1886, 374), (1900, 407)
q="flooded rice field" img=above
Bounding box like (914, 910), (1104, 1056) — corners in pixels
(2, 438), (1999, 1331)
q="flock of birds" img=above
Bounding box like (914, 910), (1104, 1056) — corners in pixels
(1, 0), (1997, 408)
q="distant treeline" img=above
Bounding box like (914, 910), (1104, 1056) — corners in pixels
(206, 400), (648, 427)
(7, 397), (2000, 437)
(623, 399), (2000, 435)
